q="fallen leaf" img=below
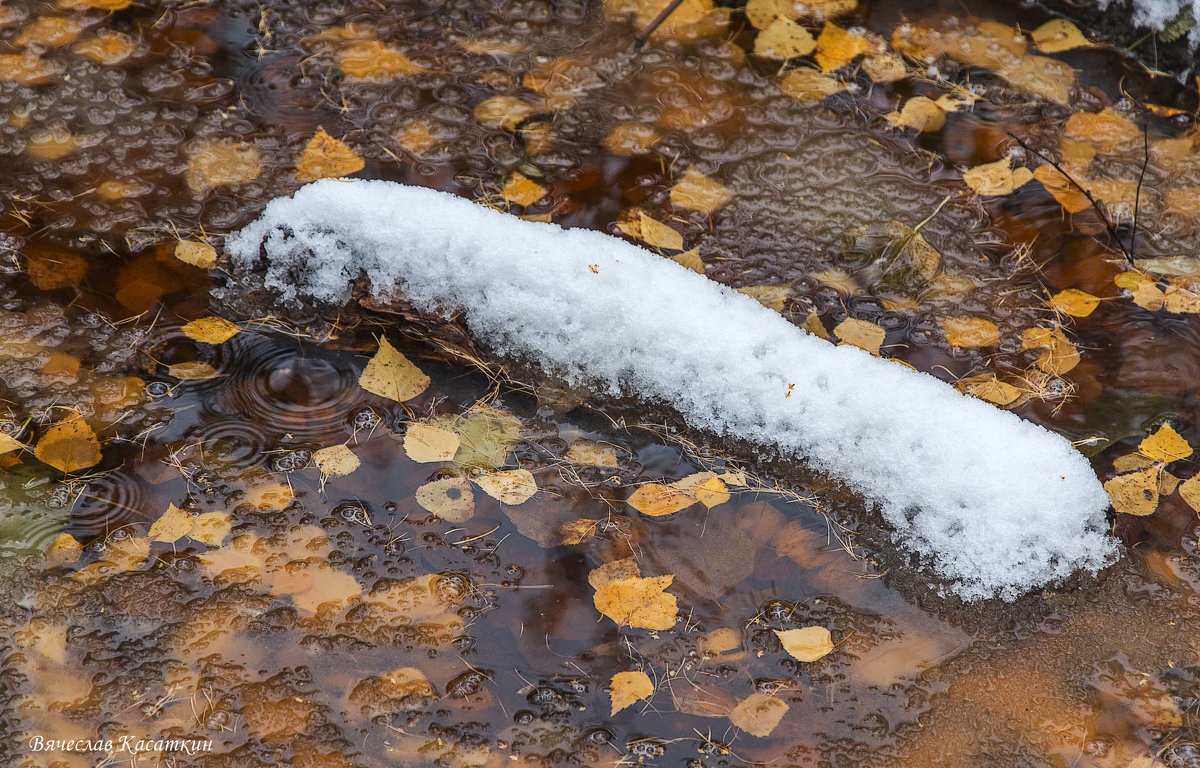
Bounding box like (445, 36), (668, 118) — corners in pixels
(593, 574), (678, 630)
(296, 126), (364, 182)
(1180, 473), (1200, 513)
(1104, 467), (1159, 516)
(754, 16), (816, 60)
(603, 122), (662, 155)
(565, 440), (619, 468)
(778, 67), (846, 101)
(1021, 326), (1080, 375)
(627, 483), (696, 517)
(190, 511), (233, 546)
(1030, 18), (1089, 53)
(0, 431), (25, 456)
(955, 374), (1021, 406)
(336, 40), (424, 81)
(813, 268), (860, 294)
(474, 95), (539, 130)
(415, 477), (475, 522)
(1165, 277), (1200, 314)
(745, 0), (797, 28)
(438, 403), (523, 470)
(610, 670), (654, 715)
(942, 316), (1000, 348)
(473, 468), (538, 505)
(1049, 288), (1100, 318)
(815, 22), (868, 72)
(34, 415), (101, 473)
(149, 503), (195, 544)
(359, 337), (430, 402)
(175, 239), (217, 269)
(886, 96), (946, 132)
(44, 532), (82, 566)
(501, 173), (546, 206)
(1063, 108), (1140, 155)
(25, 248), (87, 290)
(404, 423), (460, 463)
(636, 212), (684, 251)
(1033, 164), (1092, 214)
(182, 316), (240, 344)
(633, 0), (729, 42)
(73, 30), (136, 65)
(313, 444), (360, 478)
(1114, 271), (1167, 312)
(669, 168), (733, 214)
(774, 626), (834, 661)
(1113, 452), (1156, 473)
(168, 361), (221, 380)
(588, 557), (642, 590)
(834, 318), (885, 355)
(738, 285), (789, 311)
(963, 157), (1034, 196)
(185, 140), (262, 193)
(730, 692), (789, 737)
(801, 312), (830, 340)
(861, 53), (907, 82)
(1139, 423), (1192, 463)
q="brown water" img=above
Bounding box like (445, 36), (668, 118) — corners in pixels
(3, 0), (1200, 766)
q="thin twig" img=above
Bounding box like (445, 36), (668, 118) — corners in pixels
(1131, 118), (1150, 260)
(634, 0), (687, 50)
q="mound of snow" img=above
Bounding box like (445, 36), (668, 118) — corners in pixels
(227, 179), (1118, 600)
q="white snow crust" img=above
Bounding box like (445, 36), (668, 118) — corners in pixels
(226, 179), (1118, 600)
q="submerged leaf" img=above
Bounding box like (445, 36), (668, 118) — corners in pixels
(834, 318), (885, 355)
(963, 157), (1034, 196)
(669, 168), (733, 214)
(149, 503), (194, 544)
(473, 468), (538, 505)
(942, 316), (1000, 348)
(313, 444), (361, 478)
(730, 692), (789, 737)
(415, 477), (475, 522)
(593, 574), (678, 630)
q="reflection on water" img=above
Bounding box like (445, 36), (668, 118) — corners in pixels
(2, 0), (1200, 765)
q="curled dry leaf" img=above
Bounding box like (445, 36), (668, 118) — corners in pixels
(415, 476), (475, 522)
(833, 318), (885, 355)
(942, 316), (1000, 348)
(313, 444), (360, 478)
(774, 626), (834, 661)
(1139, 423), (1192, 463)
(473, 468), (538, 505)
(1049, 289), (1100, 318)
(610, 670), (654, 715)
(403, 423), (460, 463)
(34, 414), (101, 473)
(182, 316), (240, 344)
(593, 574), (678, 630)
(730, 692), (789, 737)
(174, 239), (217, 269)
(149, 503), (194, 544)
(754, 16), (816, 60)
(1104, 467), (1159, 516)
(296, 126), (364, 182)
(963, 156), (1034, 196)
(359, 337), (430, 403)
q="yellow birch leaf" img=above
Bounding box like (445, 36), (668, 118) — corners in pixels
(943, 316), (1000, 348)
(501, 173), (546, 206)
(313, 444), (360, 478)
(730, 692), (789, 737)
(296, 126), (364, 182)
(473, 468), (538, 505)
(834, 318), (885, 355)
(886, 96), (946, 132)
(359, 337), (430, 402)
(1063, 108), (1140, 154)
(778, 67), (846, 102)
(34, 415), (101, 473)
(1114, 271), (1167, 311)
(185, 140), (262, 193)
(814, 268), (860, 294)
(774, 626), (834, 661)
(404, 423), (460, 463)
(1104, 468), (1159, 516)
(638, 213), (684, 250)
(1165, 278), (1200, 314)
(189, 511), (233, 546)
(168, 361), (221, 380)
(1021, 326), (1080, 375)
(963, 157), (1034, 196)
(26, 249), (87, 290)
(336, 40), (425, 81)
(627, 483), (697, 516)
(175, 239), (217, 269)
(1179, 473), (1200, 513)
(1049, 288), (1100, 317)
(149, 503), (195, 544)
(593, 574), (678, 630)
(815, 22), (868, 72)
(415, 477), (475, 522)
(610, 670), (654, 715)
(1033, 164), (1091, 214)
(693, 475), (730, 508)
(754, 16), (816, 60)
(798, 0), (858, 16)
(634, 0), (729, 42)
(1139, 423), (1192, 463)
(955, 374), (1021, 406)
(474, 95), (538, 130)
(801, 312), (830, 340)
(738, 285), (789, 312)
(745, 0), (796, 28)
(670, 168), (733, 214)
(861, 53), (907, 82)
(181, 316), (240, 344)
(588, 557), (642, 591)
(670, 247), (705, 274)
(565, 440), (619, 468)
(74, 30), (137, 65)
(0, 431), (24, 456)
(1160, 471), (1182, 496)
(1031, 18), (1091, 53)
(44, 532), (83, 566)
(603, 122), (661, 155)
(1113, 452), (1156, 473)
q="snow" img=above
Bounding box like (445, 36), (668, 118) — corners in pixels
(226, 179), (1118, 600)
(1096, 0), (1200, 44)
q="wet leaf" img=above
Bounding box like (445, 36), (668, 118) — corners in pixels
(501, 173), (546, 206)
(603, 122), (661, 156)
(669, 168), (733, 214)
(474, 95), (539, 130)
(627, 483), (696, 517)
(34, 414), (101, 473)
(1139, 423), (1192, 463)
(619, 210), (684, 251)
(943, 316), (1000, 348)
(1033, 164), (1092, 214)
(754, 16), (816, 60)
(1104, 467), (1159, 516)
(1049, 288), (1100, 318)
(886, 96), (946, 133)
(174, 239), (217, 269)
(1179, 474), (1200, 514)
(833, 318), (885, 355)
(1030, 18), (1091, 53)
(1113, 452), (1156, 473)
(1021, 326), (1080, 375)
(149, 503), (194, 544)
(956, 374), (1021, 406)
(774, 626), (834, 661)
(189, 511), (233, 546)
(182, 316), (240, 344)
(801, 312), (830, 340)
(745, 0), (797, 28)
(778, 67), (846, 101)
(336, 40), (424, 81)
(1135, 256), (1200, 277)
(633, 0), (729, 42)
(185, 140), (262, 193)
(738, 285), (789, 311)
(588, 557), (642, 590)
(814, 22), (868, 72)
(296, 126), (364, 182)
(593, 574), (678, 630)
(963, 156), (1034, 196)
(730, 692), (789, 737)
(1115, 271), (1167, 311)
(168, 361), (221, 380)
(313, 445), (360, 478)
(673, 472), (730, 509)
(44, 532), (82, 566)
(1063, 108), (1140, 155)
(359, 337), (430, 403)
(861, 53), (907, 82)
(26, 249), (87, 290)
(73, 30), (136, 65)
(813, 268), (860, 294)
(610, 670), (654, 715)
(415, 477), (475, 522)
(404, 423), (460, 463)
(1165, 278), (1200, 314)
(473, 468), (538, 505)
(565, 440), (619, 468)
